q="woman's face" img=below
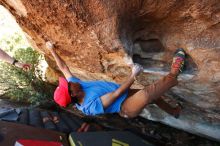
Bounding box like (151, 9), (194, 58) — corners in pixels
(68, 82), (84, 102)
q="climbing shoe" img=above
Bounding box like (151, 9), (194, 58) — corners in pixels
(171, 48), (186, 76)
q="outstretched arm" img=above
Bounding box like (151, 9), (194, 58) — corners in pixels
(0, 48), (31, 71)
(46, 41), (73, 79)
(100, 64), (143, 108)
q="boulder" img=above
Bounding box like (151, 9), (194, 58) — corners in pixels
(0, 0), (219, 141)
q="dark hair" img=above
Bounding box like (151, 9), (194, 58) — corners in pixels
(68, 83), (78, 104)
(71, 96), (78, 104)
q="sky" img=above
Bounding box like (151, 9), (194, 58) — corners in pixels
(0, 5), (29, 50)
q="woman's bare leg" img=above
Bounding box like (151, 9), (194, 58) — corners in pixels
(120, 73), (178, 118)
(120, 48), (186, 118)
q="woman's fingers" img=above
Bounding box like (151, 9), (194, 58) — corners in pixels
(46, 41), (54, 49)
(132, 63), (143, 76)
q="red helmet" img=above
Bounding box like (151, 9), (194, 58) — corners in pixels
(54, 77), (71, 107)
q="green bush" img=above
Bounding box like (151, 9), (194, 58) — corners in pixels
(0, 34), (55, 107)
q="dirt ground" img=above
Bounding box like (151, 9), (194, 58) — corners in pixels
(0, 99), (219, 146)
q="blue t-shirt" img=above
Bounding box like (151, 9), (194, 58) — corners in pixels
(67, 77), (128, 115)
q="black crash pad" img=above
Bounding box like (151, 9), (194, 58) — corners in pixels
(69, 131), (154, 146)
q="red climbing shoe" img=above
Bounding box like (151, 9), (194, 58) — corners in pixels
(171, 48), (186, 76)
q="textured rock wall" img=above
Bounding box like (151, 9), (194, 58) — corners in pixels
(0, 0), (219, 141)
